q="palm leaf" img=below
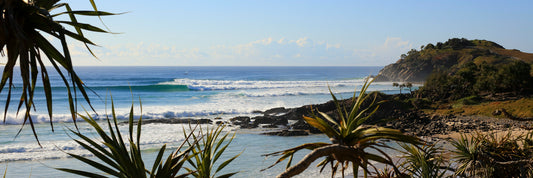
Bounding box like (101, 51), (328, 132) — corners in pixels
(52, 10), (120, 17)
(302, 116), (338, 138)
(58, 98), (205, 177)
(0, 0), (116, 143)
(185, 124), (241, 178)
(55, 168), (108, 178)
(318, 111), (340, 128)
(57, 21), (107, 32)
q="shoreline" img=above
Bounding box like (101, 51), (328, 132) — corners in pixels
(134, 93), (533, 140)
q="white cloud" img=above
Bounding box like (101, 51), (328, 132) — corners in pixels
(294, 37), (309, 47)
(384, 37), (410, 48)
(277, 38), (285, 44)
(326, 43), (341, 49)
(67, 43), (91, 57)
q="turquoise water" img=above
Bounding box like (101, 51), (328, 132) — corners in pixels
(0, 66), (405, 177)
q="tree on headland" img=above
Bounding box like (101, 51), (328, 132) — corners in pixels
(419, 60), (533, 101)
(393, 82), (400, 94)
(393, 82), (411, 94)
(400, 83), (406, 94)
(0, 0), (117, 143)
(405, 82), (413, 93)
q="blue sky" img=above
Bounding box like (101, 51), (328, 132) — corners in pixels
(64, 0), (533, 66)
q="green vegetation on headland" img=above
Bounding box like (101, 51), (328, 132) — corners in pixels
(374, 38), (533, 119)
(375, 38), (533, 83)
(413, 41), (532, 121)
(418, 59), (532, 101)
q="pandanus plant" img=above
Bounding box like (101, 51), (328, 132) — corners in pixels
(264, 78), (421, 178)
(0, 0), (116, 144)
(184, 124), (241, 178)
(58, 99), (198, 178)
(58, 98), (240, 178)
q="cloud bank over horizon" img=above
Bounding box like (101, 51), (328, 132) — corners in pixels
(71, 37), (412, 66)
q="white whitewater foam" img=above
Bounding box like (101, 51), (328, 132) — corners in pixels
(159, 78), (367, 91)
(0, 123), (231, 162)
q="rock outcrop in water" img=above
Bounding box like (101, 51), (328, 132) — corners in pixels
(127, 92), (533, 137)
(229, 92), (410, 135)
(230, 92), (533, 137)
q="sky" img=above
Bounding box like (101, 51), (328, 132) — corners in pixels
(61, 0), (533, 66)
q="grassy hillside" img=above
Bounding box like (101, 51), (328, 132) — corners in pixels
(430, 97), (533, 118)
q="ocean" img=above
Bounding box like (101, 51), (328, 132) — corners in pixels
(0, 66), (401, 177)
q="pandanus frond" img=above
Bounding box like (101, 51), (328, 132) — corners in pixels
(57, 98), (199, 178)
(264, 77), (421, 178)
(398, 143), (449, 178)
(184, 124), (241, 178)
(0, 0), (118, 145)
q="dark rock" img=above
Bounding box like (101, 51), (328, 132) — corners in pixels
(263, 107), (288, 116)
(284, 107), (311, 121)
(230, 116), (255, 128)
(291, 120), (322, 134)
(261, 124), (278, 128)
(230, 116), (250, 123)
(262, 130), (309, 136)
(253, 116), (288, 126)
(251, 110), (263, 114)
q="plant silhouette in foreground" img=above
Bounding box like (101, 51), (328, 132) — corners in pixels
(398, 143), (449, 178)
(185, 125), (241, 178)
(57, 99), (239, 177)
(451, 131), (533, 177)
(371, 166), (398, 178)
(450, 133), (483, 177)
(264, 78), (421, 178)
(1, 0), (117, 144)
(57, 100), (196, 177)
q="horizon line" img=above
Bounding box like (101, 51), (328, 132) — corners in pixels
(69, 65), (385, 67)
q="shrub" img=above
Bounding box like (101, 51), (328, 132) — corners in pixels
(398, 143), (449, 178)
(185, 125), (241, 178)
(451, 131), (533, 177)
